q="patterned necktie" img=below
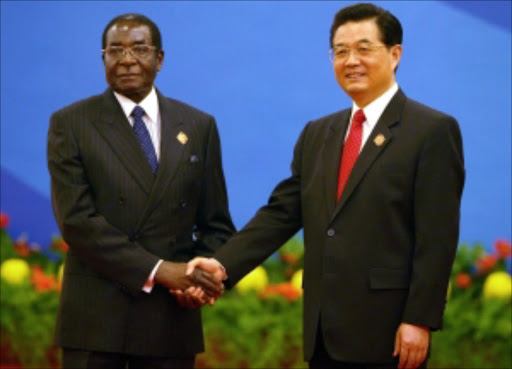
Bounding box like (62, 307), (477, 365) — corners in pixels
(336, 109), (366, 201)
(131, 106), (158, 174)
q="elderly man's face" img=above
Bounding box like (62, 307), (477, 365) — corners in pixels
(332, 19), (401, 107)
(103, 22), (163, 103)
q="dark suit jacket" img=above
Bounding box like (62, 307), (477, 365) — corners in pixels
(47, 88), (235, 356)
(214, 89), (465, 363)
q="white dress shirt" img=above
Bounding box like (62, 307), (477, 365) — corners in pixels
(347, 82), (399, 152)
(114, 87), (161, 160)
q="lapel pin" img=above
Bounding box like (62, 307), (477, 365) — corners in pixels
(374, 134), (385, 147)
(177, 132), (188, 145)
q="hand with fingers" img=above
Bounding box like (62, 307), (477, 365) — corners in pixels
(186, 257), (227, 281)
(393, 323), (430, 369)
(154, 261), (224, 303)
(170, 286), (212, 309)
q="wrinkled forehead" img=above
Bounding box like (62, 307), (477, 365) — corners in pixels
(105, 22), (152, 45)
(333, 19), (381, 46)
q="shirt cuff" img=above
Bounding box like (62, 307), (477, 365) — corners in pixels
(142, 259), (163, 293)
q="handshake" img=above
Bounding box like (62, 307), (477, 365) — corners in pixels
(154, 258), (226, 308)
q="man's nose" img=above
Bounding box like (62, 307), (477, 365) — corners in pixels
(119, 50), (137, 64)
(345, 49), (361, 65)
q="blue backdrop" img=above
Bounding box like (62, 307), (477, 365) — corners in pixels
(1, 1), (511, 251)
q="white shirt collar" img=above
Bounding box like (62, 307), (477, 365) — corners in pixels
(351, 82), (399, 129)
(113, 87), (159, 124)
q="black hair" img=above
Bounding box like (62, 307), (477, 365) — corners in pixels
(102, 13), (162, 50)
(329, 3), (402, 48)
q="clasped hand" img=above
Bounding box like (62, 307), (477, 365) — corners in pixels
(162, 258), (226, 308)
(154, 260), (224, 308)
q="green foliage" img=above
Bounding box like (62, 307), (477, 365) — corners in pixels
(198, 290), (306, 368)
(451, 243), (485, 275)
(428, 241), (512, 368)
(0, 279), (60, 368)
(0, 230), (16, 262)
(430, 296), (512, 368)
(263, 258), (290, 284)
(279, 237), (304, 256)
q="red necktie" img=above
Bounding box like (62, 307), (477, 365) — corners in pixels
(336, 109), (366, 201)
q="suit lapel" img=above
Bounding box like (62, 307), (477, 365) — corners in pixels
(323, 110), (351, 216)
(329, 90), (406, 224)
(92, 90), (154, 195)
(133, 92), (186, 233)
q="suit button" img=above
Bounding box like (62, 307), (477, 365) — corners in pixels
(180, 199), (187, 208)
(118, 196), (125, 205)
(327, 229), (335, 237)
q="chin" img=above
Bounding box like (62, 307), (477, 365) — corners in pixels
(342, 84), (367, 96)
(116, 85), (143, 96)
(117, 82), (141, 91)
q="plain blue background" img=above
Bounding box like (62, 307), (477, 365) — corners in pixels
(1, 1), (511, 252)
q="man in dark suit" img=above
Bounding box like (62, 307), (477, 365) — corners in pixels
(47, 13), (235, 368)
(188, 3), (465, 369)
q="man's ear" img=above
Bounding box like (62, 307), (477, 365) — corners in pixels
(391, 44), (403, 70)
(156, 50), (164, 72)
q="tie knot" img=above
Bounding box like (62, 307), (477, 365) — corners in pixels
(352, 109), (366, 126)
(131, 106), (145, 120)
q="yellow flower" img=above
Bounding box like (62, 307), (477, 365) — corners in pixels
(1, 258), (30, 284)
(58, 263), (65, 284)
(291, 269), (303, 293)
(483, 271), (512, 299)
(236, 266), (268, 293)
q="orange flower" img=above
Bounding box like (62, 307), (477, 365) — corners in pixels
(260, 282), (302, 301)
(455, 273), (472, 289)
(495, 239), (512, 259)
(14, 241), (31, 257)
(475, 254), (498, 274)
(0, 212), (9, 229)
(52, 239), (69, 252)
(280, 253), (299, 264)
(30, 265), (59, 292)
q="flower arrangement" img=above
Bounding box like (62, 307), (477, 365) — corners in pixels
(450, 240), (511, 298)
(429, 240), (512, 369)
(0, 212), (65, 369)
(0, 211), (510, 369)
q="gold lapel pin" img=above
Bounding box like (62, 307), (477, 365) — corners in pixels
(374, 134), (385, 147)
(177, 132), (188, 145)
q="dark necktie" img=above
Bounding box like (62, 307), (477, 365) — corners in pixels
(336, 109), (366, 201)
(131, 106), (158, 174)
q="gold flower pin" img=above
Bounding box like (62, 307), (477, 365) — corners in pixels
(177, 132), (188, 145)
(374, 134), (385, 147)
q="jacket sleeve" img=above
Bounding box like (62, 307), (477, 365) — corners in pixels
(191, 118), (236, 257)
(402, 115), (465, 329)
(47, 110), (161, 297)
(214, 123), (309, 287)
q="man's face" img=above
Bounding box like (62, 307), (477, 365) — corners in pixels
(332, 19), (402, 107)
(103, 22), (163, 103)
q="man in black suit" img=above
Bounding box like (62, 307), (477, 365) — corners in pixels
(47, 13), (235, 368)
(188, 3), (465, 369)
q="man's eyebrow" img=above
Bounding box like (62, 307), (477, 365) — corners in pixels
(333, 38), (373, 47)
(107, 39), (149, 46)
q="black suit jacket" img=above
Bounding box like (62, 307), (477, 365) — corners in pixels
(47, 88), (235, 356)
(214, 89), (465, 363)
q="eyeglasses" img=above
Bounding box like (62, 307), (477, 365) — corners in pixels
(329, 43), (387, 62)
(103, 45), (157, 60)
